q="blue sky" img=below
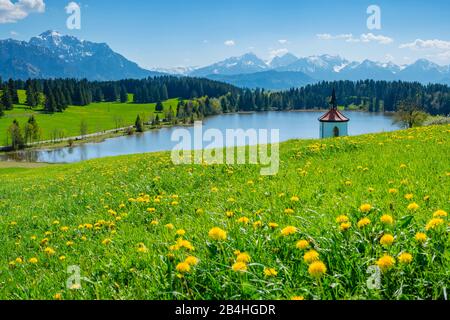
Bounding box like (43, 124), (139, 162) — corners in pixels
(1, 0), (450, 69)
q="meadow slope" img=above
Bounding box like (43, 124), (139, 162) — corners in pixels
(0, 125), (449, 300)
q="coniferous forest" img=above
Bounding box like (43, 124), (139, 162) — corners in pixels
(1, 76), (450, 118)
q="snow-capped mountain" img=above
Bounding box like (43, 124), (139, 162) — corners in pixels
(153, 66), (199, 75)
(188, 52), (450, 88)
(0, 30), (164, 80)
(268, 53), (299, 69)
(190, 53), (269, 77)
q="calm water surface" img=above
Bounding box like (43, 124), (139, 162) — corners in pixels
(1, 111), (401, 163)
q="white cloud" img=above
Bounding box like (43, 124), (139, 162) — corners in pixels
(269, 48), (289, 58)
(360, 33), (394, 44)
(317, 32), (393, 45)
(399, 39), (450, 51)
(0, 0), (45, 24)
(224, 40), (235, 46)
(10, 30), (18, 36)
(278, 39), (288, 44)
(317, 33), (353, 41)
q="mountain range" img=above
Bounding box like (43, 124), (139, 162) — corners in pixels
(1, 31), (450, 89)
(184, 53), (450, 89)
(0, 30), (163, 80)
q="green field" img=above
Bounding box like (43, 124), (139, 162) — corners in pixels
(0, 125), (448, 300)
(0, 91), (179, 144)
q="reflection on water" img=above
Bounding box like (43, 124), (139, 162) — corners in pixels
(0, 111), (401, 164)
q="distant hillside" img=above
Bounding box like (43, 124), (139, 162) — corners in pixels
(206, 70), (315, 90)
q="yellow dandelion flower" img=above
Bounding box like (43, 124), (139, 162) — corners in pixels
(253, 221), (262, 228)
(15, 257), (23, 264)
(291, 296), (305, 300)
(184, 256), (199, 266)
(171, 201), (179, 206)
(208, 227), (227, 241)
(359, 204), (372, 213)
(264, 268), (278, 277)
(60, 226), (69, 232)
(380, 234), (395, 246)
(59, 256), (66, 261)
(426, 218), (444, 231)
(236, 253), (251, 264)
(339, 222), (352, 232)
(150, 220), (159, 226)
(357, 217), (371, 229)
(147, 208), (156, 213)
(281, 226), (297, 236)
(304, 250), (320, 264)
(380, 215), (394, 225)
(176, 262), (191, 273)
(29, 257), (38, 264)
(407, 202), (419, 211)
(102, 238), (112, 245)
(211, 187), (219, 193)
(433, 210), (447, 218)
(226, 211), (234, 218)
(232, 262), (248, 272)
(54, 293), (62, 300)
(404, 194), (414, 200)
(196, 208), (204, 214)
(284, 208), (294, 214)
(389, 188), (398, 194)
(176, 229), (186, 236)
(137, 243), (148, 253)
(268, 222), (279, 229)
(308, 261), (327, 278)
(291, 196), (300, 202)
(44, 247), (56, 255)
(165, 223), (175, 230)
(237, 217), (250, 224)
(415, 232), (427, 243)
(376, 255), (395, 272)
(296, 240), (310, 250)
(66, 241), (74, 247)
(336, 215), (349, 223)
(398, 252), (413, 264)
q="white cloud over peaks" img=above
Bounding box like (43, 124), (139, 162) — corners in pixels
(269, 48), (289, 58)
(399, 39), (450, 51)
(0, 0), (45, 23)
(224, 40), (235, 46)
(317, 33), (393, 45)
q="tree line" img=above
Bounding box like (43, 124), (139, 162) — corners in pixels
(1, 77), (449, 119)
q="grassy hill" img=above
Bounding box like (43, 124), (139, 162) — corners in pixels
(0, 92), (179, 145)
(0, 125), (448, 300)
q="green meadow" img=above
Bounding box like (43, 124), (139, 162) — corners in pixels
(0, 124), (448, 300)
(0, 91), (179, 144)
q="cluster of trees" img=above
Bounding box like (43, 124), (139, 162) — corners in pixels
(239, 80), (450, 115)
(6, 116), (41, 150)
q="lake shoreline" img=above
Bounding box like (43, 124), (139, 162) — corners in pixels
(0, 110), (400, 164)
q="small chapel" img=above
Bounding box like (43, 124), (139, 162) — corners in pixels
(319, 89), (350, 138)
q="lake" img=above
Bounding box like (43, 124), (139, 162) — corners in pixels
(0, 111), (401, 163)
